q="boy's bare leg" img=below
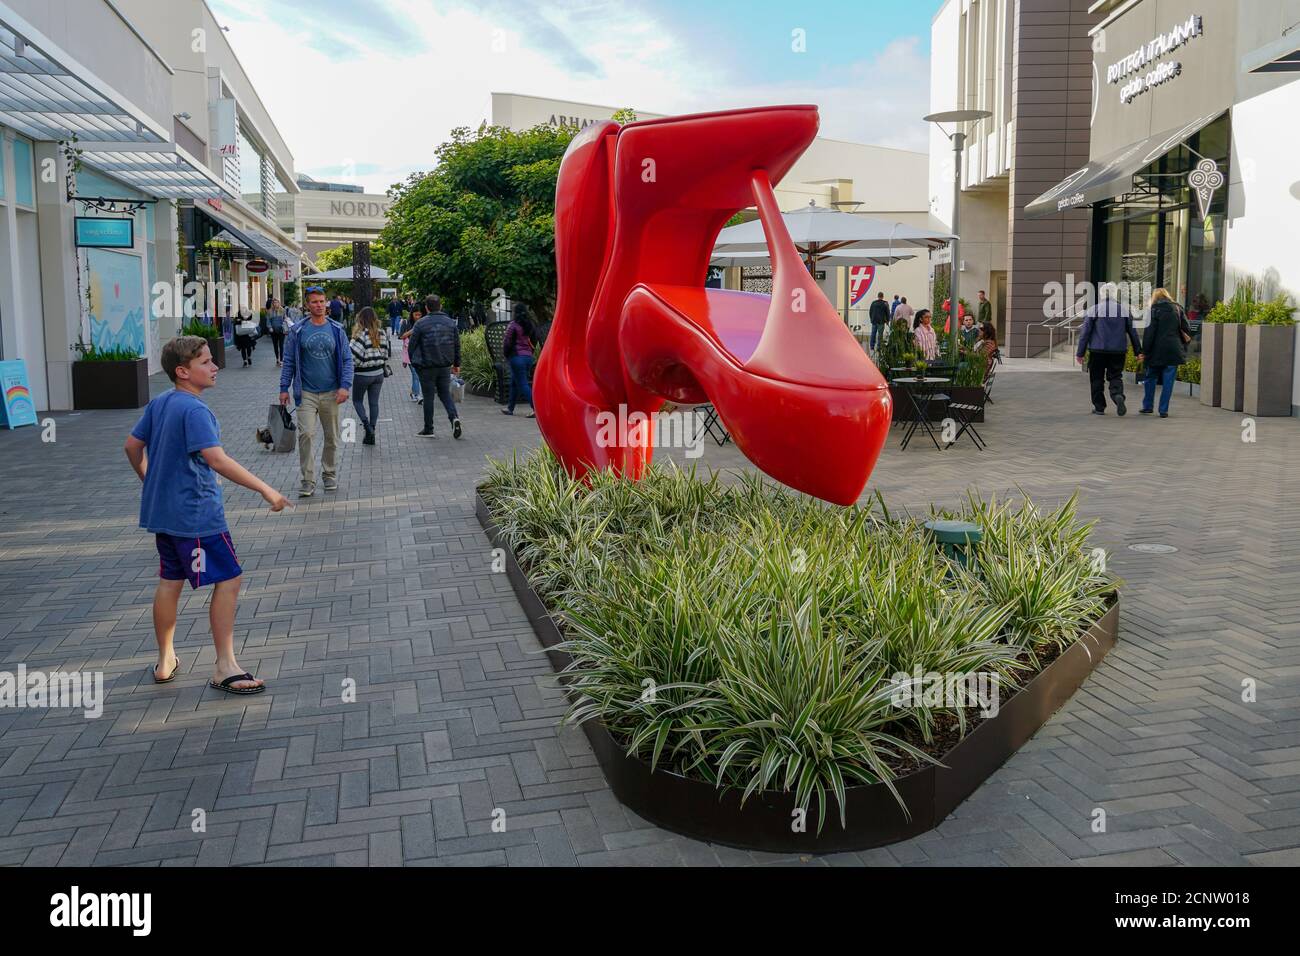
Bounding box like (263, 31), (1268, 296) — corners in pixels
(153, 579), (184, 679)
(209, 576), (263, 690)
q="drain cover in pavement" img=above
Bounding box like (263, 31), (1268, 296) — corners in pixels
(1127, 544), (1178, 554)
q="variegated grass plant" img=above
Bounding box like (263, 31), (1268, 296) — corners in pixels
(480, 449), (1118, 830)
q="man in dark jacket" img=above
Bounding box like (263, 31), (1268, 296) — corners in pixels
(868, 292), (890, 350)
(408, 294), (463, 439)
(1075, 288), (1142, 415)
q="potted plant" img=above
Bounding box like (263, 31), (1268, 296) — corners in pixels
(947, 348), (988, 422)
(181, 317), (227, 369)
(913, 359), (928, 380)
(1209, 279), (1260, 411)
(1244, 295), (1296, 416)
(71, 341), (148, 410)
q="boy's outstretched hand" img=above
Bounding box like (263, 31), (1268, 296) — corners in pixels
(263, 489), (291, 512)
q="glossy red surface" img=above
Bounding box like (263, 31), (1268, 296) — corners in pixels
(533, 105), (892, 506)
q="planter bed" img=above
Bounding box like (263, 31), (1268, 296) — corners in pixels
(476, 491), (1119, 853)
(72, 357), (149, 410)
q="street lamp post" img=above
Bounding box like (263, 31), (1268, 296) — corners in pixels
(923, 109), (992, 358)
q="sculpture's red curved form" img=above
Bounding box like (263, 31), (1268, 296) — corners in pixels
(534, 105), (891, 506)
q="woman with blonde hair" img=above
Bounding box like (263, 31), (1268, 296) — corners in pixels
(1140, 288), (1191, 418)
(349, 306), (391, 445)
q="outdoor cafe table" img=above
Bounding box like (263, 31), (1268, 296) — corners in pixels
(891, 377), (950, 451)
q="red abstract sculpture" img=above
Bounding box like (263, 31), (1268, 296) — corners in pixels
(534, 105), (891, 506)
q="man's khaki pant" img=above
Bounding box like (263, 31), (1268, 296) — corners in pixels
(297, 390), (340, 488)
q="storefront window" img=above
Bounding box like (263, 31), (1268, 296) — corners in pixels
(12, 136), (33, 207)
(1093, 113), (1230, 341)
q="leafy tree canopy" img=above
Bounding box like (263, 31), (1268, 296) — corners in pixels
(380, 123), (578, 320)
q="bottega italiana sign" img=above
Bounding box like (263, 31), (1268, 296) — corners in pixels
(1107, 14), (1203, 105)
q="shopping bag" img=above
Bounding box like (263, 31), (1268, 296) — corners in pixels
(451, 375), (466, 405)
(267, 403), (296, 452)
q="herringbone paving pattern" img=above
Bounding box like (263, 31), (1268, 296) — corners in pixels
(1, 343), (1297, 866)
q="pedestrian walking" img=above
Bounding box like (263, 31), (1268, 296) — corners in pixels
(350, 306), (390, 446)
(124, 335), (289, 694)
(266, 298), (287, 366)
(501, 304), (537, 418)
(894, 296), (914, 326)
(387, 295), (404, 336)
(890, 294), (901, 317)
(1075, 286), (1142, 416)
(279, 286), (354, 496)
(407, 294), (463, 439)
(400, 303), (425, 402)
(1139, 288), (1192, 418)
(868, 291), (890, 351)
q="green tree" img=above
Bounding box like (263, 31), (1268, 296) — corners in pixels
(380, 124), (577, 320)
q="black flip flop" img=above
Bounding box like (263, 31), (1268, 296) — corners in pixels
(153, 656), (181, 684)
(208, 672), (266, 695)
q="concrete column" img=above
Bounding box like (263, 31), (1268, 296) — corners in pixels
(0, 131), (19, 368)
(34, 141), (81, 412)
(153, 200), (181, 343)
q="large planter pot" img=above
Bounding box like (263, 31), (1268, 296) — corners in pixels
(1220, 323), (1247, 412)
(475, 493), (1120, 853)
(72, 358), (149, 410)
(1200, 323), (1223, 406)
(205, 336), (227, 370)
(1243, 325), (1296, 417)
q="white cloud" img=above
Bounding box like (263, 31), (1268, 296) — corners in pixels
(211, 0), (930, 194)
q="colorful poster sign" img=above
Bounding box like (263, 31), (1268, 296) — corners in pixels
(849, 266), (876, 306)
(87, 249), (146, 356)
(0, 360), (38, 429)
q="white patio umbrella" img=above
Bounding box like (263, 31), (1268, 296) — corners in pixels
(303, 265), (394, 281)
(709, 248), (917, 268)
(713, 200), (952, 264)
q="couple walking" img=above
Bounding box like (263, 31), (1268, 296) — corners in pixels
(1075, 287), (1192, 418)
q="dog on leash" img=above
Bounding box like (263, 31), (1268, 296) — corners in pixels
(255, 426), (275, 449)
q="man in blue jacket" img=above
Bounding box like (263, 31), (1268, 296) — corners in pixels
(279, 286), (354, 496)
(1075, 286), (1143, 416)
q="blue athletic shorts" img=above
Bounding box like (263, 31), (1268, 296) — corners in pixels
(156, 532), (242, 588)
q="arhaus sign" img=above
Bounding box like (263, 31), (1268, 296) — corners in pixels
(1107, 14), (1203, 104)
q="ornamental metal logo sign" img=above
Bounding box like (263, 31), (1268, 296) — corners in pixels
(1188, 158), (1224, 220)
(1107, 14), (1203, 104)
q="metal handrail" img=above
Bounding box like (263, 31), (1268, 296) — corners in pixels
(1023, 306), (1087, 360)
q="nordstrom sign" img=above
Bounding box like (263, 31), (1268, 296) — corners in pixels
(329, 200), (389, 218)
(1106, 14), (1203, 104)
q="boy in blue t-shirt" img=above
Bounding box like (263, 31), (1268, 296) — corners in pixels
(125, 336), (290, 695)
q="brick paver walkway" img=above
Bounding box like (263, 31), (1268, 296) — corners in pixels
(1, 342), (1297, 866)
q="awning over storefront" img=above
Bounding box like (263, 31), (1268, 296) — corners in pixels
(197, 203), (294, 266)
(1025, 111), (1223, 219)
(0, 13), (166, 143)
(75, 141), (232, 201)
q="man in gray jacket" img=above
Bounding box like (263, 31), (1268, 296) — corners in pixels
(1075, 288), (1143, 416)
(408, 295), (463, 439)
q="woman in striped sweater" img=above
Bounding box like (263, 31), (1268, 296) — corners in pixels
(350, 307), (391, 446)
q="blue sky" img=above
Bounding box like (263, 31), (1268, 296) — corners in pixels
(210, 0), (945, 192)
